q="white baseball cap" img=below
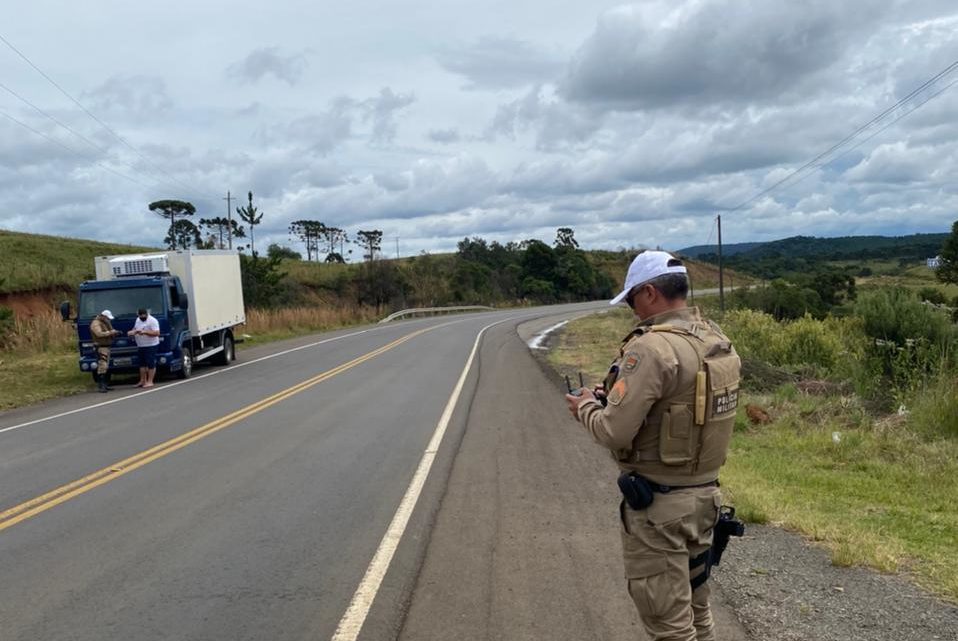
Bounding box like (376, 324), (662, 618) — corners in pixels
(101, 310), (115, 320)
(610, 251), (688, 305)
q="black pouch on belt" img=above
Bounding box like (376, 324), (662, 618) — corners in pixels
(617, 472), (654, 510)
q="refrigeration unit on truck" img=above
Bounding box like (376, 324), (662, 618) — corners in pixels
(60, 249), (246, 380)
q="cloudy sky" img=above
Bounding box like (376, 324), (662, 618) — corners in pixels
(2, 0), (958, 257)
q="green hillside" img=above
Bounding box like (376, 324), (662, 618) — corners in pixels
(0, 230), (156, 294)
(678, 241), (764, 258)
(1, 230), (746, 305)
(695, 233), (949, 280)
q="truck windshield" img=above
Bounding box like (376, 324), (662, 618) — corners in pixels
(79, 287), (166, 319)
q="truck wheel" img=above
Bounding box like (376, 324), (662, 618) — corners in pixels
(215, 335), (234, 366)
(177, 347), (193, 379)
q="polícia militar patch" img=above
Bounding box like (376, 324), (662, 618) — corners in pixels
(713, 388), (739, 414)
(622, 351), (641, 372)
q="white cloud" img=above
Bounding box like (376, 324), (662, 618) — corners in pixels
(437, 36), (565, 90)
(226, 47), (310, 86)
(1, 0), (957, 260)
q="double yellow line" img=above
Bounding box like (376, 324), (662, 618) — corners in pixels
(0, 326), (434, 533)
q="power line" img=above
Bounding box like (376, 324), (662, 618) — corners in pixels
(0, 78), (200, 196)
(0, 30), (217, 202)
(727, 58), (958, 213)
(703, 216), (716, 249)
(0, 105), (152, 188)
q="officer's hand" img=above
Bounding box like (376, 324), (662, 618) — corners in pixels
(593, 384), (607, 401)
(565, 388), (596, 420)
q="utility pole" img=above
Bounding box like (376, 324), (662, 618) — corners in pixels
(717, 214), (725, 312)
(223, 191), (233, 250)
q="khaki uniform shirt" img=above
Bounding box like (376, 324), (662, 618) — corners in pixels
(578, 307), (702, 450)
(576, 306), (736, 486)
(90, 316), (115, 347)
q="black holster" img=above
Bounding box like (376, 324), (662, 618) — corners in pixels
(690, 505), (745, 590)
(617, 472), (654, 510)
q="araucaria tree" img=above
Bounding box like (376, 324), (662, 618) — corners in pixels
(164, 219), (203, 249)
(149, 200), (196, 249)
(237, 191), (264, 256)
(322, 226), (348, 262)
(288, 220), (325, 261)
(199, 217), (246, 249)
(356, 230), (383, 261)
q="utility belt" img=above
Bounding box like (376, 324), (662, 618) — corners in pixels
(616, 471), (718, 511)
(617, 472), (744, 591)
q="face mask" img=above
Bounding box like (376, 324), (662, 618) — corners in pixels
(139, 315), (147, 321)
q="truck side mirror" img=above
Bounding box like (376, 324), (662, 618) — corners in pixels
(59, 301), (71, 321)
(179, 293), (189, 310)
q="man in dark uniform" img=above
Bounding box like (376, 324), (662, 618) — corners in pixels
(566, 250), (741, 641)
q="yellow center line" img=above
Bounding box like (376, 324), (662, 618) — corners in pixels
(0, 326), (434, 533)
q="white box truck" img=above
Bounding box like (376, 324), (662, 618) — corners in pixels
(61, 249), (246, 379)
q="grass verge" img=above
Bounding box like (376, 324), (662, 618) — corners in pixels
(547, 308), (958, 602)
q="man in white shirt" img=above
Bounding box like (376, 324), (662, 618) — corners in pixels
(129, 307), (161, 388)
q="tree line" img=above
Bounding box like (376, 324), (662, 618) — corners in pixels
(149, 195), (386, 265)
(241, 226), (618, 309)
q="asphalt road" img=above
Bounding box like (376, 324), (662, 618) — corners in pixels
(0, 299), (745, 641)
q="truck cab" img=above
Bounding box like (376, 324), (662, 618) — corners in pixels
(64, 250), (245, 381)
(75, 275), (192, 378)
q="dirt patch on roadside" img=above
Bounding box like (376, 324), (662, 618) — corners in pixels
(0, 289), (68, 319)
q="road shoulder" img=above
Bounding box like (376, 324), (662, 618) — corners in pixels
(397, 320), (748, 640)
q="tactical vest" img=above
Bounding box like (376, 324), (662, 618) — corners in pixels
(605, 318), (741, 486)
(90, 317), (115, 347)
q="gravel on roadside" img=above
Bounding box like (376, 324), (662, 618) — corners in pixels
(714, 524), (958, 641)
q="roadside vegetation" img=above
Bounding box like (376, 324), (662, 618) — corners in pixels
(548, 226), (958, 601)
(0, 225), (746, 411)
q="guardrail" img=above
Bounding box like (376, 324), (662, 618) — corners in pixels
(378, 305), (495, 324)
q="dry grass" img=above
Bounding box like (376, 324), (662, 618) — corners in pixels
(2, 310), (74, 353)
(243, 305), (378, 340)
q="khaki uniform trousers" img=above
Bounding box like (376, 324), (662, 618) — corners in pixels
(619, 486), (721, 641)
(96, 347), (110, 376)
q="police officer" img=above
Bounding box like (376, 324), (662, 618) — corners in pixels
(565, 250), (741, 641)
(90, 309), (120, 393)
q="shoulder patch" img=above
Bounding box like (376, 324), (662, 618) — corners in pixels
(608, 378), (628, 405)
(622, 351), (641, 372)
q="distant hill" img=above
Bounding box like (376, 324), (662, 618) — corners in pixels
(682, 233), (948, 261)
(690, 233), (950, 279)
(677, 242), (764, 258)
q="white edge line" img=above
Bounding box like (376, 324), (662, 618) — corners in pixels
(527, 319), (569, 350)
(329, 314), (516, 641)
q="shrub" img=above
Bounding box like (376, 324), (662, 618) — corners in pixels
(917, 287), (947, 305)
(908, 373), (958, 439)
(720, 309), (780, 362)
(853, 289), (957, 402)
(854, 288), (955, 347)
(777, 315), (845, 370)
(721, 310), (851, 374)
